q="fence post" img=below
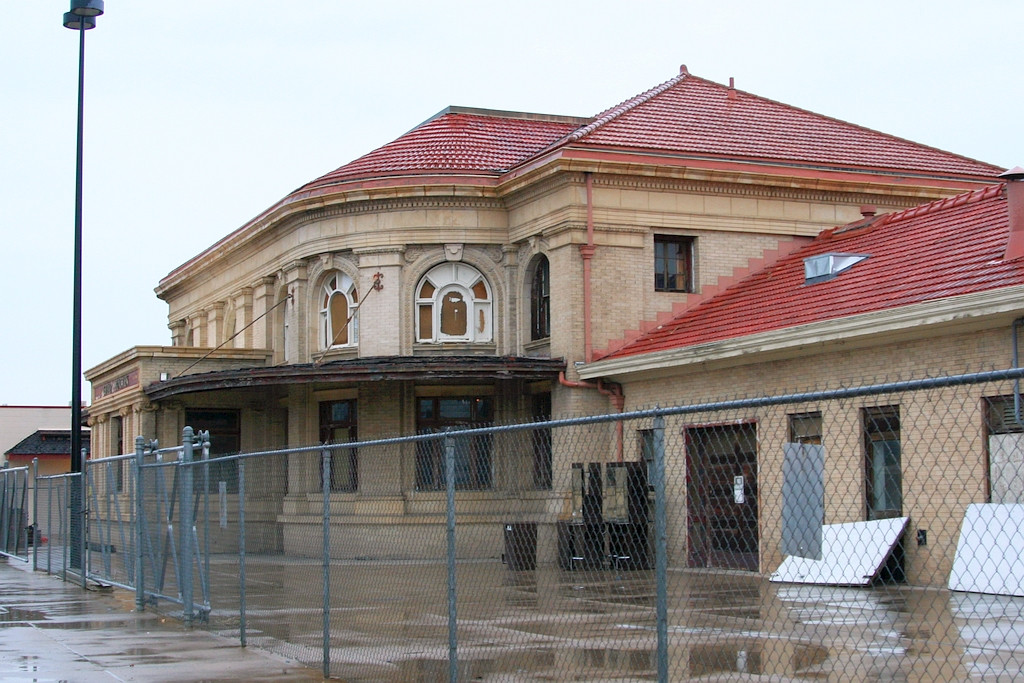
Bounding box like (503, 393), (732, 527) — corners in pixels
(79, 448), (88, 588)
(445, 432), (458, 683)
(32, 458), (38, 571)
(321, 446), (331, 679)
(201, 431), (211, 612)
(238, 456), (246, 648)
(135, 436), (146, 612)
(180, 426), (195, 627)
(47, 476), (54, 575)
(653, 414), (668, 682)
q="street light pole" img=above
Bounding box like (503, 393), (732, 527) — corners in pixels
(63, 0), (103, 573)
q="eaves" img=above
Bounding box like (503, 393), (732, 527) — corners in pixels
(579, 285), (1024, 382)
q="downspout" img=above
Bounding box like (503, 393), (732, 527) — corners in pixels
(581, 173), (596, 363)
(1013, 317), (1024, 425)
(567, 174), (625, 459)
(559, 372), (625, 461)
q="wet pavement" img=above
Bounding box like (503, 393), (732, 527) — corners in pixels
(0, 556), (323, 682)
(6, 549), (1024, 681)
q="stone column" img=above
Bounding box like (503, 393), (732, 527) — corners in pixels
(285, 385), (317, 494)
(232, 287), (253, 348)
(168, 319), (187, 347)
(135, 401), (158, 442)
(206, 302), (226, 348)
(501, 244), (518, 355)
(252, 276), (278, 350)
(282, 261), (308, 364)
(188, 312), (206, 347)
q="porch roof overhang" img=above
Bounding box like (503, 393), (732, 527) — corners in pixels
(144, 355), (566, 402)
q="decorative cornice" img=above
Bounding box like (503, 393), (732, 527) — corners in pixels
(278, 196), (506, 234)
(589, 173), (934, 207)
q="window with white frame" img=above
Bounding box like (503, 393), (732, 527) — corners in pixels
(415, 263), (492, 343)
(320, 273), (358, 349)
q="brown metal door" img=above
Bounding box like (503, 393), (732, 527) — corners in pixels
(686, 423), (759, 571)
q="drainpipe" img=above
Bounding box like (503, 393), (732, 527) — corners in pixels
(581, 173), (596, 363)
(1013, 317), (1024, 425)
(559, 372), (625, 461)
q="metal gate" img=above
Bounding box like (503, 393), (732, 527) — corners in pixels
(82, 428), (212, 624)
(0, 465), (30, 561)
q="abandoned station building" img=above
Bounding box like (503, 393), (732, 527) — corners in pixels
(85, 67), (1010, 572)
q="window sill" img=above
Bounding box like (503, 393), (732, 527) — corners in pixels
(412, 343), (497, 356)
(314, 346), (359, 363)
(523, 338), (551, 357)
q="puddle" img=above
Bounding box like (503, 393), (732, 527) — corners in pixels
(0, 607), (48, 623)
(689, 642), (829, 679)
(386, 647), (655, 682)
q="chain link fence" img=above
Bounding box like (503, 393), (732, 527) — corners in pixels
(21, 368), (1024, 680)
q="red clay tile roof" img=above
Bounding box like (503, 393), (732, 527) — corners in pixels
(601, 184), (1021, 359)
(567, 72), (1002, 179)
(296, 109), (582, 191)
(299, 70), (1001, 196)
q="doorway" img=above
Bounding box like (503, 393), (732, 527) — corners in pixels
(686, 422), (759, 570)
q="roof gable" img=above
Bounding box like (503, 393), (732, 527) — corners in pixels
(566, 70), (1002, 179)
(600, 184), (1020, 360)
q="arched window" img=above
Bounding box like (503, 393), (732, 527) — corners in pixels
(416, 263), (492, 343)
(530, 255), (550, 340)
(320, 273), (358, 349)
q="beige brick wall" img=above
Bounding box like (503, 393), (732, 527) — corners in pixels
(614, 325), (1014, 586)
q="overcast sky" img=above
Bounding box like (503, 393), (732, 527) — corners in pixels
(2, 1), (1022, 406)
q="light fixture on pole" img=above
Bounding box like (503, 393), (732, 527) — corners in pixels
(63, 0), (103, 574)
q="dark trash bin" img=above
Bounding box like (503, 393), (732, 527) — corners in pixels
(503, 522), (537, 571)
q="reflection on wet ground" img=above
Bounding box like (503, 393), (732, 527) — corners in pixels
(149, 555), (1024, 681)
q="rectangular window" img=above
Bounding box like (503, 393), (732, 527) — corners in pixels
(863, 406), (901, 520)
(788, 411), (822, 445)
(984, 396), (1024, 504)
(319, 400), (358, 492)
(639, 428), (656, 484)
(185, 410), (240, 494)
(416, 396), (493, 490)
(654, 235), (695, 292)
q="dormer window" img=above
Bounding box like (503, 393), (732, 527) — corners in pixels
(804, 253), (868, 284)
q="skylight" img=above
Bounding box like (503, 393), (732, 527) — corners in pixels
(803, 253), (868, 284)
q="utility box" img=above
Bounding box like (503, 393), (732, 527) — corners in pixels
(563, 461), (651, 570)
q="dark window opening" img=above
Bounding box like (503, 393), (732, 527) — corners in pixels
(319, 400), (358, 492)
(863, 406), (901, 520)
(789, 411), (823, 445)
(416, 396), (493, 490)
(185, 409), (240, 494)
(530, 256), (551, 340)
(654, 235), (694, 292)
(111, 416), (124, 493)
